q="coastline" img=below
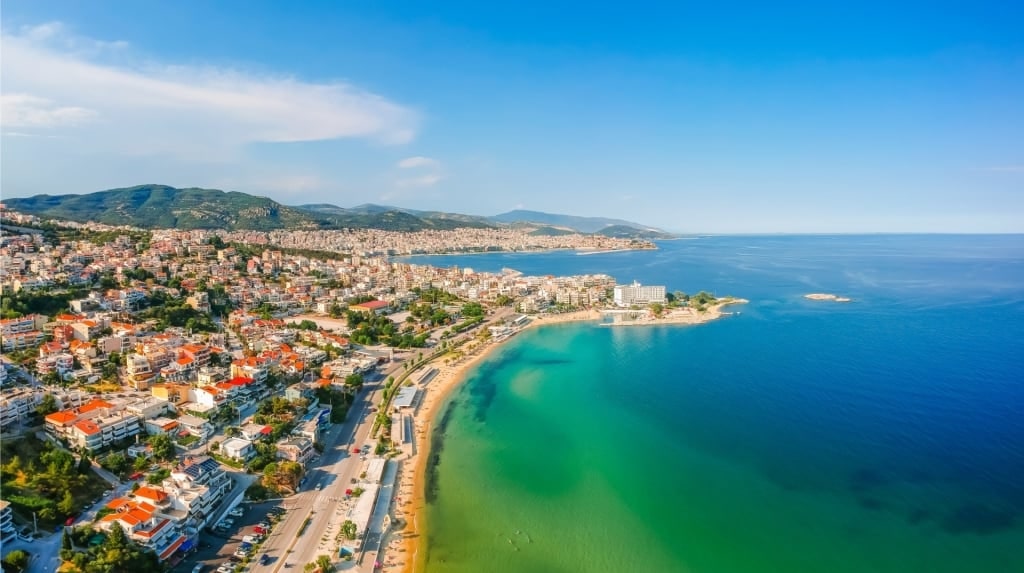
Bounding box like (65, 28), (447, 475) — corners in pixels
(379, 309), (601, 573)
(599, 298), (749, 326)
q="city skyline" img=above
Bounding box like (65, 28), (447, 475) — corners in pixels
(2, 1), (1022, 233)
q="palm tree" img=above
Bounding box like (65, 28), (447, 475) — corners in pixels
(315, 554), (334, 572)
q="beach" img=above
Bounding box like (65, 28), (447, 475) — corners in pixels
(377, 309), (601, 573)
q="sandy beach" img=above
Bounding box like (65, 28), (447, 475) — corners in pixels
(377, 309), (600, 573)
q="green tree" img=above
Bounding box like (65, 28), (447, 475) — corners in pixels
(2, 549), (30, 572)
(58, 489), (76, 515)
(340, 520), (357, 540)
(148, 434), (176, 461)
(316, 554), (334, 572)
(36, 393), (59, 417)
(78, 453), (92, 474)
(101, 453), (129, 477)
(461, 302), (485, 317)
(649, 302), (664, 317)
(107, 521), (128, 550)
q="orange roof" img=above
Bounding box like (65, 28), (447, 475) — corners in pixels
(158, 535), (186, 560)
(79, 399), (114, 413)
(74, 420), (101, 436)
(314, 378), (332, 388)
(176, 357), (193, 366)
(46, 410), (78, 425)
(134, 518), (168, 539)
(134, 486), (168, 502)
(105, 497), (131, 511)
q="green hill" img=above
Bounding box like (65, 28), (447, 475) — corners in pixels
(2, 185), (486, 232)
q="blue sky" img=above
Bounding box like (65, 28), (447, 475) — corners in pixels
(2, 1), (1022, 232)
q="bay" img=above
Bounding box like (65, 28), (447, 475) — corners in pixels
(398, 235), (1024, 573)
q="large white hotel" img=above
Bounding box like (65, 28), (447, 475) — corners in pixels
(613, 281), (667, 306)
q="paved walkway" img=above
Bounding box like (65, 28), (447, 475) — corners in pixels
(360, 460), (399, 571)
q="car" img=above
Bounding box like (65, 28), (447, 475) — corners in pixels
(217, 566), (233, 573)
(191, 564), (204, 573)
(240, 542), (253, 550)
(259, 554), (270, 566)
(16, 533), (33, 543)
(259, 520), (271, 528)
(253, 526), (266, 535)
(65, 516), (76, 526)
(234, 550), (249, 559)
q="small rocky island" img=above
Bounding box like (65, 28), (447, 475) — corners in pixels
(804, 293), (852, 302)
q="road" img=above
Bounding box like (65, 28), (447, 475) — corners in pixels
(247, 375), (387, 573)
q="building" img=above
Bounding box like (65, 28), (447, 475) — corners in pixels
(44, 399), (143, 452)
(0, 499), (15, 541)
(613, 281), (666, 306)
(392, 386), (418, 412)
(220, 437), (255, 461)
(276, 437), (315, 465)
(98, 497), (189, 562)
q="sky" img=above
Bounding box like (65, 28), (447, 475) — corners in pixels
(1, 1), (1022, 233)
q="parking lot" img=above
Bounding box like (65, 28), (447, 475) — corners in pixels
(174, 501), (287, 572)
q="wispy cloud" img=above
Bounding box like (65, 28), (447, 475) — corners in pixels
(1, 93), (97, 128)
(0, 23), (419, 159)
(395, 155), (443, 188)
(397, 156), (440, 170)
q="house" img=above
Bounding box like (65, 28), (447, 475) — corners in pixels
(349, 300), (390, 315)
(145, 417), (180, 436)
(176, 415), (214, 439)
(220, 437), (255, 461)
(276, 437), (314, 465)
(240, 423), (273, 441)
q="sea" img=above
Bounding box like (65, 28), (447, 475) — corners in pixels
(395, 235), (1024, 573)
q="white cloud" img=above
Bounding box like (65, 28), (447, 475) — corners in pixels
(1, 93), (97, 128)
(397, 156), (440, 169)
(395, 155), (443, 188)
(0, 23), (418, 158)
(397, 173), (443, 188)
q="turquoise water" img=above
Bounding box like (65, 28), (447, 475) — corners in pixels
(408, 236), (1024, 573)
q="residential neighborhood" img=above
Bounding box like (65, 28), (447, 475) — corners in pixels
(0, 207), (634, 573)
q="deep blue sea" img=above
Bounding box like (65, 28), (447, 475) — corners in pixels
(398, 235), (1024, 572)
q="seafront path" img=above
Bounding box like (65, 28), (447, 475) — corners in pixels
(246, 372), (388, 573)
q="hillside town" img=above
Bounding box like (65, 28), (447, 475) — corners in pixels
(0, 208), (642, 573)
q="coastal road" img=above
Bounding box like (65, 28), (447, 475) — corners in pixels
(247, 379), (384, 572)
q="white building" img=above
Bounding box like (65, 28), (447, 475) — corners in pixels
(613, 281), (666, 306)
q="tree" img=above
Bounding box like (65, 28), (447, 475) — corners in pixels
(341, 520), (357, 540)
(101, 452), (129, 476)
(148, 434), (176, 462)
(60, 527), (75, 561)
(107, 521), (128, 549)
(58, 489), (75, 515)
(316, 554), (334, 572)
(36, 393), (59, 417)
(78, 453), (92, 474)
(649, 302), (664, 317)
(2, 549), (30, 572)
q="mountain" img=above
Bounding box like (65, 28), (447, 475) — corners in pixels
(491, 209), (672, 237)
(301, 203), (494, 229)
(3, 185), (324, 231)
(3, 185), (671, 236)
(3, 186), (482, 232)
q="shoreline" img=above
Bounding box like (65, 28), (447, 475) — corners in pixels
(380, 309), (601, 573)
(598, 298), (749, 326)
